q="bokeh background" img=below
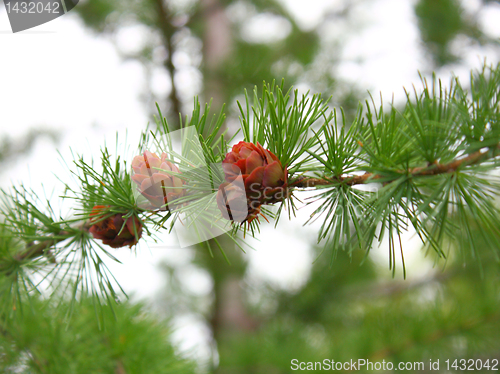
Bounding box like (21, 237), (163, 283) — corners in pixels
(1, 0), (500, 372)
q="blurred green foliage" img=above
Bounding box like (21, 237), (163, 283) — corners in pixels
(415, 0), (470, 65)
(214, 239), (500, 373)
(0, 129), (59, 165)
(414, 0), (496, 66)
(0, 298), (196, 374)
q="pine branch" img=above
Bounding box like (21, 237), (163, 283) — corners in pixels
(1, 62), (499, 320)
(12, 221), (92, 263)
(292, 145), (497, 188)
(13, 237), (62, 263)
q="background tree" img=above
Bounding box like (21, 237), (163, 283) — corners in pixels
(415, 0), (498, 67)
(72, 0), (354, 122)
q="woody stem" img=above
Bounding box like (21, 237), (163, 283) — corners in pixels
(14, 222), (91, 263)
(292, 147), (494, 188)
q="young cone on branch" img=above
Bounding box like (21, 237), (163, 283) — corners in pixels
(131, 151), (184, 209)
(217, 181), (255, 223)
(89, 205), (142, 248)
(217, 141), (288, 223)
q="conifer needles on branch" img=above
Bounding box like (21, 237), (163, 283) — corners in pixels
(1, 62), (500, 315)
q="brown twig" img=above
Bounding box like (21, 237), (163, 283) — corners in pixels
(13, 221), (92, 264)
(115, 359), (127, 374)
(292, 147), (493, 189)
(13, 238), (63, 263)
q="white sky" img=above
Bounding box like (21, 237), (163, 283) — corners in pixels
(1, 0), (500, 364)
